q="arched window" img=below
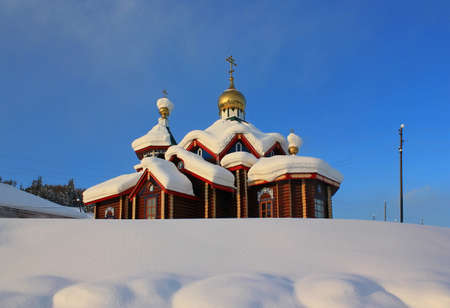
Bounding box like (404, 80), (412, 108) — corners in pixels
(146, 197), (157, 219)
(197, 148), (203, 156)
(105, 207), (115, 219)
(235, 142), (243, 152)
(259, 193), (273, 218)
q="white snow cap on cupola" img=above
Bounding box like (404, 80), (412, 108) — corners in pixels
(131, 96), (176, 152)
(138, 157), (194, 196)
(165, 146), (235, 189)
(178, 119), (288, 157)
(83, 171), (143, 204)
(287, 130), (303, 155)
(248, 156), (343, 184)
(156, 97), (174, 114)
(220, 152), (258, 169)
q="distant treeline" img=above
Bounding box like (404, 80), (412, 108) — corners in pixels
(1, 176), (84, 207)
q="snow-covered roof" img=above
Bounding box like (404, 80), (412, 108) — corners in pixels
(136, 157), (194, 196)
(220, 152), (258, 169)
(131, 118), (176, 152)
(248, 156), (343, 184)
(165, 146), (235, 189)
(83, 172), (143, 203)
(0, 183), (89, 218)
(178, 119), (288, 157)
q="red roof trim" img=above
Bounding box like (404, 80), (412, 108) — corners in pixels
(84, 186), (134, 205)
(128, 170), (150, 199)
(227, 165), (251, 172)
(185, 140), (218, 160)
(135, 145), (170, 155)
(181, 168), (235, 192)
(248, 172), (341, 187)
(218, 134), (260, 160)
(264, 142), (286, 156)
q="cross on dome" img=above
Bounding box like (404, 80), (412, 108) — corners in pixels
(226, 55), (237, 89)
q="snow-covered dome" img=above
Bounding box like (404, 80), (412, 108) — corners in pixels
(157, 97), (174, 119)
(248, 156), (343, 184)
(131, 118), (176, 152)
(287, 131), (303, 155)
(220, 152), (258, 169)
(156, 97), (174, 113)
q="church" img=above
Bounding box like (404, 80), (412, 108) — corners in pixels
(83, 57), (343, 219)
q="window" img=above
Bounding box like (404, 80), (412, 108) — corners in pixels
(317, 183), (322, 193)
(259, 193), (273, 218)
(105, 207), (115, 219)
(197, 148), (203, 156)
(235, 142), (243, 152)
(314, 199), (325, 218)
(146, 197), (157, 219)
(177, 160), (184, 169)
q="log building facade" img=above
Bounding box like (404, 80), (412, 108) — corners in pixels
(84, 57), (343, 219)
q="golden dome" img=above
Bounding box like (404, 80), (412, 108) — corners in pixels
(218, 87), (246, 113)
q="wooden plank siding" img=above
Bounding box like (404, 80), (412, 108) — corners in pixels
(291, 180), (302, 218)
(96, 197), (120, 219)
(173, 195), (201, 218)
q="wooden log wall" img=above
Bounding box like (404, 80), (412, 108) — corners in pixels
(277, 181), (292, 217)
(291, 180), (302, 218)
(173, 195), (200, 218)
(95, 197), (120, 219)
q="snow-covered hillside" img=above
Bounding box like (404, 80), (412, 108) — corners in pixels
(0, 183), (89, 218)
(0, 219), (449, 308)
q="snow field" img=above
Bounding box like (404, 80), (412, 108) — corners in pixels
(0, 219), (449, 308)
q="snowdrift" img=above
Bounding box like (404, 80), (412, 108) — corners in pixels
(0, 219), (449, 308)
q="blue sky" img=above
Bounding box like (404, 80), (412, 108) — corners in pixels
(1, 0), (449, 227)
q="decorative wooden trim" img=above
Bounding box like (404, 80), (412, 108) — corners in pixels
(218, 134), (261, 160)
(288, 180), (293, 217)
(302, 179), (307, 218)
(248, 172), (340, 188)
(263, 142), (286, 156)
(212, 187), (216, 218)
(236, 169), (241, 218)
(169, 194), (174, 218)
(204, 183), (209, 218)
(327, 185), (333, 218)
(132, 197), (136, 219)
(135, 145), (170, 156)
(119, 196), (123, 219)
(276, 183), (280, 218)
(161, 191), (165, 219)
(227, 165), (251, 172)
(128, 170), (149, 199)
(244, 169), (248, 218)
(185, 140), (218, 160)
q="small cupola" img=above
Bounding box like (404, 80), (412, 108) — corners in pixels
(218, 56), (246, 121)
(287, 129), (303, 155)
(131, 91), (177, 160)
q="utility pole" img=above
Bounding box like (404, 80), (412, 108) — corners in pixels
(399, 124), (405, 223)
(384, 201), (387, 222)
